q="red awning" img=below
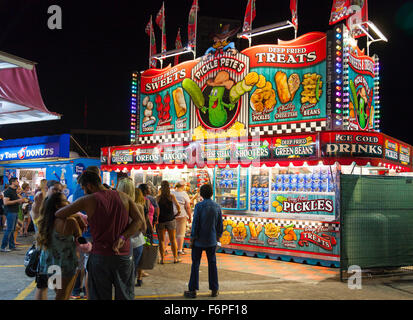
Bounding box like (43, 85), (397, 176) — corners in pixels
(0, 52), (61, 125)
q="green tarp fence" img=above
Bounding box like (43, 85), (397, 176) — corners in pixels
(340, 174), (413, 270)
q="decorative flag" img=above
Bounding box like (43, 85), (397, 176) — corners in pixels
(329, 0), (351, 25)
(242, 0), (256, 32)
(347, 0), (368, 39)
(174, 28), (183, 65)
(188, 0), (199, 48)
(145, 16), (157, 68)
(156, 2), (167, 53)
(290, 0), (298, 30)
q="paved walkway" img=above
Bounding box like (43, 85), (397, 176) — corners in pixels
(1, 232), (413, 300)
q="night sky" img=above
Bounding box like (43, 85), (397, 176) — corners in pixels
(0, 0), (412, 145)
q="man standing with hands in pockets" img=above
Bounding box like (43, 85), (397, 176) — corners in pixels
(184, 184), (223, 298)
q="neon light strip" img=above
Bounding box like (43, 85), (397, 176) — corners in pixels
(130, 72), (138, 144)
(373, 55), (380, 131)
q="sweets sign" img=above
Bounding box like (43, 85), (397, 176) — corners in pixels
(139, 60), (197, 136)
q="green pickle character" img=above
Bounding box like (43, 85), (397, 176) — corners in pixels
(205, 86), (235, 127)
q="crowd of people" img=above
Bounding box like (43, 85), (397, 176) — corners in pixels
(0, 167), (224, 300)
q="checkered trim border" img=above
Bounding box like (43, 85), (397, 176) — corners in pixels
(224, 215), (340, 232)
(137, 132), (191, 145)
(249, 120), (327, 137)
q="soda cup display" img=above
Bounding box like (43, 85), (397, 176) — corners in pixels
(305, 181), (313, 192)
(282, 182), (290, 191)
(297, 182), (305, 192)
(250, 197), (256, 205)
(298, 174), (305, 184)
(257, 196), (263, 205)
(263, 188), (269, 197)
(276, 175), (283, 183)
(264, 197), (269, 205)
(257, 188), (263, 197)
(251, 187), (256, 196)
(271, 182), (277, 191)
(320, 182), (327, 192)
(257, 204), (263, 212)
(312, 181), (320, 192)
(290, 183), (297, 192)
(228, 180), (234, 188)
(276, 182), (283, 191)
(263, 204), (269, 212)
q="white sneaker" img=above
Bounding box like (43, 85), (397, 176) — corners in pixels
(0, 248), (11, 252)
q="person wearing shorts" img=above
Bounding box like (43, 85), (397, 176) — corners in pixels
(156, 181), (181, 264)
(171, 182), (192, 255)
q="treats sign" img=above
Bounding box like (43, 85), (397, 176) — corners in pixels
(243, 32), (327, 127)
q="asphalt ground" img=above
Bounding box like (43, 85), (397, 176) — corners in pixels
(1, 230), (413, 310)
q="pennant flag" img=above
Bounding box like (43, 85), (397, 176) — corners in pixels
(242, 0), (256, 32)
(329, 0), (351, 25)
(145, 16), (157, 68)
(156, 2), (167, 53)
(174, 28), (183, 65)
(188, 0), (199, 48)
(347, 0), (368, 39)
(290, 0), (298, 30)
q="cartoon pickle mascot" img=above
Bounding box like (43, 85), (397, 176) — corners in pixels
(182, 71), (236, 128)
(205, 24), (240, 56)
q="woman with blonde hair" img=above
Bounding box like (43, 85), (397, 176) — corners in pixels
(116, 178), (147, 287)
(156, 180), (181, 264)
(31, 179), (48, 234)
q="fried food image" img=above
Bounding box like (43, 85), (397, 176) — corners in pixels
(232, 221), (247, 239)
(288, 73), (300, 101)
(250, 76), (277, 113)
(275, 71), (291, 104)
(248, 222), (263, 238)
(172, 87), (187, 118)
(220, 230), (232, 245)
(245, 72), (259, 86)
(256, 74), (266, 88)
(301, 73), (323, 104)
(264, 223), (281, 239)
(283, 226), (297, 241)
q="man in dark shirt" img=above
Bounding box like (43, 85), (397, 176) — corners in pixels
(1, 177), (28, 252)
(184, 184), (223, 298)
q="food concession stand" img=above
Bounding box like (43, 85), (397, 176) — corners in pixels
(101, 23), (412, 267)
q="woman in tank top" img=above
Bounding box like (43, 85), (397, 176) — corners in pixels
(35, 192), (86, 300)
(156, 181), (181, 264)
